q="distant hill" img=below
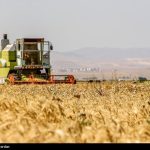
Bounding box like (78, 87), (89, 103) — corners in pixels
(71, 47), (150, 60)
(50, 47), (150, 79)
(51, 47), (150, 68)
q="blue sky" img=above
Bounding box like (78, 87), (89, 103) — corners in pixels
(0, 0), (150, 51)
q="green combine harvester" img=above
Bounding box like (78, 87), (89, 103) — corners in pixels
(0, 34), (76, 84)
(0, 34), (53, 84)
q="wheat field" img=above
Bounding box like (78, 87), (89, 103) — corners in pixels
(0, 81), (150, 143)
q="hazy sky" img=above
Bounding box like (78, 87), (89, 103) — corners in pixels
(0, 0), (150, 51)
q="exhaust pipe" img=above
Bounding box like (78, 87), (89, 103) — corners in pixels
(1, 34), (10, 50)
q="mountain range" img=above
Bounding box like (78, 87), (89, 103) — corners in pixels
(50, 47), (150, 79)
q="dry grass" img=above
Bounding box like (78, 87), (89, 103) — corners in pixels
(0, 81), (150, 143)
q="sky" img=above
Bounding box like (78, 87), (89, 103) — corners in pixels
(0, 0), (150, 51)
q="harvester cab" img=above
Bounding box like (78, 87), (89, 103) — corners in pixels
(0, 34), (76, 84)
(14, 38), (52, 78)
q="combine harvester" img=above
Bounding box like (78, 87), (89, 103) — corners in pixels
(0, 34), (76, 84)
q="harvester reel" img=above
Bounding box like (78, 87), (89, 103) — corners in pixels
(8, 74), (15, 84)
(28, 74), (35, 83)
(49, 75), (55, 83)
